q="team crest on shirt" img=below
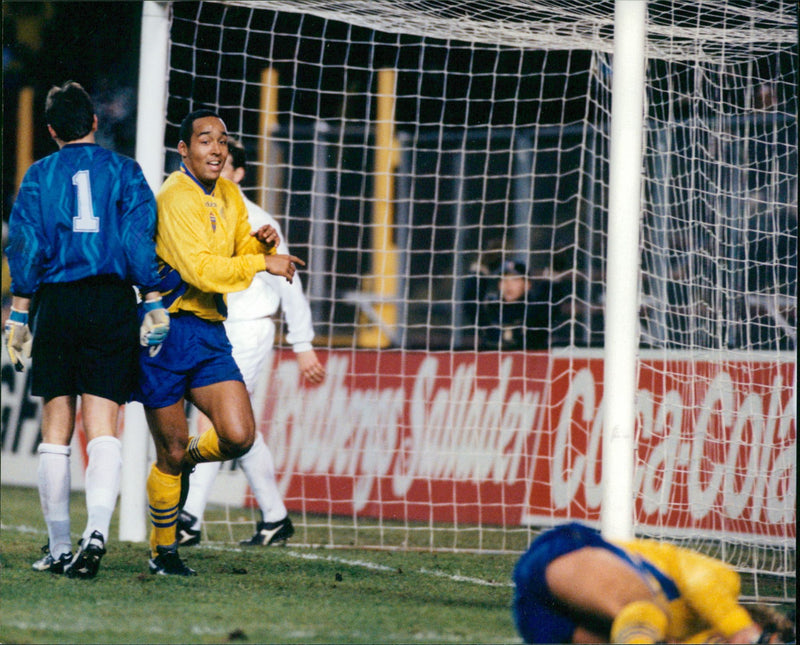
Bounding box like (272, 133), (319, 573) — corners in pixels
(210, 212), (217, 232)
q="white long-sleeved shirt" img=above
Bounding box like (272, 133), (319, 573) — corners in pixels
(226, 192), (315, 353)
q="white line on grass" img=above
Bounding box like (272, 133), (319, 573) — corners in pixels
(0, 522), (45, 535)
(171, 543), (514, 587)
(417, 566), (513, 587)
(2, 522), (514, 588)
(285, 550), (514, 587)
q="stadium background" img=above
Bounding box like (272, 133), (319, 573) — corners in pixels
(2, 2), (587, 225)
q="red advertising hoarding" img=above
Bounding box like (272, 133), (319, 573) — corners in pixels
(261, 349), (795, 540)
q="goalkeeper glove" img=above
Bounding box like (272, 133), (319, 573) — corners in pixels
(4, 307), (33, 373)
(140, 298), (170, 357)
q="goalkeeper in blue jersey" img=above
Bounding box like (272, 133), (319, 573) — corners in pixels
(132, 109), (303, 576)
(512, 522), (794, 644)
(3, 81), (169, 579)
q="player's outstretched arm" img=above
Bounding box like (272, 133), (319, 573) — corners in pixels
(264, 254), (305, 283)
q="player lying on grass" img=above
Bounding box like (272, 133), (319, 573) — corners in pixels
(132, 108), (303, 576)
(512, 522), (794, 644)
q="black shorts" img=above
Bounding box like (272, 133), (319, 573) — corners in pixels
(31, 276), (138, 404)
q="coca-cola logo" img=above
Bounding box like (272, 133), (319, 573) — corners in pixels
(544, 366), (795, 533)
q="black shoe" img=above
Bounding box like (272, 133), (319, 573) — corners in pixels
(65, 531), (106, 579)
(178, 463), (194, 511)
(148, 545), (197, 576)
(239, 516), (294, 546)
(176, 510), (201, 547)
(32, 543), (73, 574)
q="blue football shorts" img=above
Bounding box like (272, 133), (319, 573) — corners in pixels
(511, 522), (615, 644)
(132, 311), (243, 409)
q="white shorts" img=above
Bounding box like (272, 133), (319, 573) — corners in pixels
(224, 317), (276, 393)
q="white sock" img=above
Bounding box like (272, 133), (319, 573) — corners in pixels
(239, 432), (287, 523)
(83, 436), (122, 543)
(37, 443), (72, 558)
(183, 460), (223, 530)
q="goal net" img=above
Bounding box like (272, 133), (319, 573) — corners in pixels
(156, 0), (795, 600)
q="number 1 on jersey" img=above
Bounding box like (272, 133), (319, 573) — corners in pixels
(72, 170), (100, 232)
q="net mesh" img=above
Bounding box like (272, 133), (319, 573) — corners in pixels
(164, 0), (795, 601)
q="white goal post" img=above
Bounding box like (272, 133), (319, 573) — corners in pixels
(117, 0), (795, 602)
(601, 0), (647, 542)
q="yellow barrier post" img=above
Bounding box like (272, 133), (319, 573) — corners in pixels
(258, 67), (280, 213)
(5, 86), (35, 297)
(15, 86), (35, 190)
(358, 69), (400, 348)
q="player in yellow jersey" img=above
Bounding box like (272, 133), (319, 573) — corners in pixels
(512, 522), (793, 644)
(132, 109), (304, 576)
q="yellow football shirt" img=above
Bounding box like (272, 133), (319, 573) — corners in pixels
(618, 539), (754, 642)
(155, 168), (274, 321)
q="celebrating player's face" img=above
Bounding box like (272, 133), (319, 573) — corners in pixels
(180, 116), (228, 188)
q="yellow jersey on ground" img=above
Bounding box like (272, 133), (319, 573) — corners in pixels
(618, 538), (754, 642)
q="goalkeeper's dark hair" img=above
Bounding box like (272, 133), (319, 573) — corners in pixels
(45, 81), (94, 143)
(178, 108), (224, 148)
(226, 137), (248, 172)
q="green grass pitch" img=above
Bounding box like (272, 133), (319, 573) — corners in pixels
(0, 485), (521, 644)
(2, 485), (793, 644)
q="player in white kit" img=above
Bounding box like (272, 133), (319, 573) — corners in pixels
(177, 138), (325, 546)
